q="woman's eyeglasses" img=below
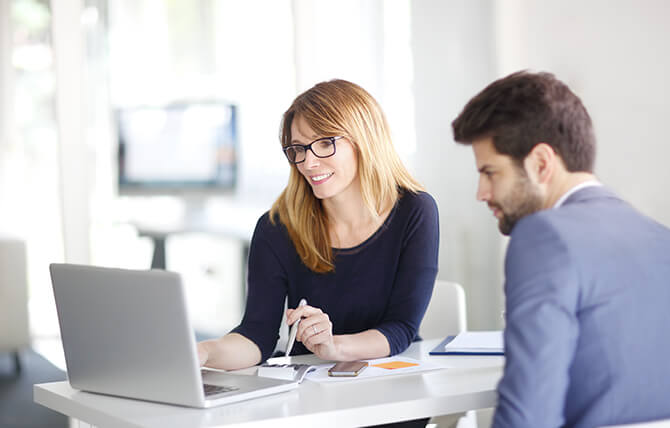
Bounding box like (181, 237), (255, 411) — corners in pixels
(282, 136), (344, 164)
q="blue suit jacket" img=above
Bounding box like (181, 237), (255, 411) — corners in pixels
(493, 186), (670, 428)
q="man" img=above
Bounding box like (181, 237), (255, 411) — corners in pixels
(451, 71), (670, 428)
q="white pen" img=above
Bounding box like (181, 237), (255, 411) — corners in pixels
(285, 298), (307, 357)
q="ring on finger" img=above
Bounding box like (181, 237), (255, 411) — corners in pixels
(312, 325), (318, 335)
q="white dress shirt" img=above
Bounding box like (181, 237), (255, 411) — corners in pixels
(552, 180), (602, 209)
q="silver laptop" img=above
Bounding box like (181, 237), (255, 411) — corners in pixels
(49, 263), (298, 408)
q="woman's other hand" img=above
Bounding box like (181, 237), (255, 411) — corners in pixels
(286, 304), (338, 360)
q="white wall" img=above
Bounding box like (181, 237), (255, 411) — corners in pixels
(0, 0), (19, 232)
(411, 0), (505, 331)
(495, 0), (670, 227)
(410, 0), (670, 331)
(52, 0), (92, 264)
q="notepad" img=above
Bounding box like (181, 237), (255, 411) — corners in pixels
(445, 331), (503, 352)
(429, 331), (504, 355)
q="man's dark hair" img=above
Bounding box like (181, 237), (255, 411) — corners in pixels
(452, 71), (595, 172)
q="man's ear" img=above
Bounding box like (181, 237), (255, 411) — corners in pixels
(524, 143), (556, 184)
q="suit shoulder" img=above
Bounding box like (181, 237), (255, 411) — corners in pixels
(508, 211), (568, 254)
(512, 204), (588, 236)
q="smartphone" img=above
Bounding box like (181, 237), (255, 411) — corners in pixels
(327, 361), (369, 377)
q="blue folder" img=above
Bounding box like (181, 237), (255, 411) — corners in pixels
(429, 335), (505, 356)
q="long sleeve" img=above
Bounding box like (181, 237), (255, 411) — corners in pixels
(374, 192), (440, 355)
(230, 215), (289, 362)
(493, 214), (580, 428)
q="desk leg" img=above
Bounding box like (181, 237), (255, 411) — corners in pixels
(150, 236), (167, 270)
(12, 350), (21, 374)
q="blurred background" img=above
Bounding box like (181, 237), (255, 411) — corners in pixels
(1, 0), (669, 426)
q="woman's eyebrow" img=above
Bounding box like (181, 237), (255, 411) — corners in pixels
(291, 134), (321, 145)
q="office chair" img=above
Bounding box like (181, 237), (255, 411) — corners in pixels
(420, 280), (467, 339)
(420, 280), (478, 428)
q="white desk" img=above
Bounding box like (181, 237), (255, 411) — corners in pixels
(34, 339), (503, 428)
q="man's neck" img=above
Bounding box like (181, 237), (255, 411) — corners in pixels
(544, 172), (597, 209)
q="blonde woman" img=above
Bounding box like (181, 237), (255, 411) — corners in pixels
(198, 79), (439, 372)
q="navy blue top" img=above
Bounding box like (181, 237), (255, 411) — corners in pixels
(231, 190), (439, 362)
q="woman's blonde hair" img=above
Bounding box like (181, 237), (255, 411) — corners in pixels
(270, 79), (423, 273)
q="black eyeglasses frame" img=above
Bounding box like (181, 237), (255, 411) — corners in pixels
(282, 136), (344, 164)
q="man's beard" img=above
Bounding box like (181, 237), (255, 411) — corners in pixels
(491, 174), (543, 235)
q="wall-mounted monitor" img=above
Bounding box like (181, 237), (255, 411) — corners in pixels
(117, 102), (237, 195)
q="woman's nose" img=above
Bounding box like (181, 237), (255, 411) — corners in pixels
(303, 149), (320, 168)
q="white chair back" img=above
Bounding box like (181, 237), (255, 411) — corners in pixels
(420, 280), (467, 339)
(421, 280), (477, 428)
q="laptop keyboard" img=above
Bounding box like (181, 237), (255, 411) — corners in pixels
(203, 383), (239, 396)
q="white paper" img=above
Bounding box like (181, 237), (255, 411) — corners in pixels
(444, 331), (503, 352)
(304, 356), (442, 383)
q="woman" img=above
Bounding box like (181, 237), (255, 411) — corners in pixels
(198, 79), (439, 370)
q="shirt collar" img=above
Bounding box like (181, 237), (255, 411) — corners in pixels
(553, 180), (602, 209)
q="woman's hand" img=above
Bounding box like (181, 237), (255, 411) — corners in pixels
(195, 334), (262, 370)
(286, 304), (339, 360)
(197, 342), (209, 367)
